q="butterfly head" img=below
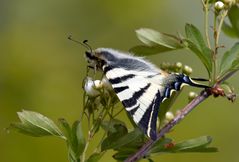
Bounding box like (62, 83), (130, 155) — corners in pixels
(85, 49), (107, 70)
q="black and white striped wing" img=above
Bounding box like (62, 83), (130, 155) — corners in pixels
(103, 65), (164, 140)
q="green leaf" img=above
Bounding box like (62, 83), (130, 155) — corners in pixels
(129, 45), (176, 56)
(59, 118), (71, 139)
(150, 138), (173, 153)
(227, 5), (239, 38)
(172, 136), (213, 151)
(71, 121), (86, 156)
(86, 153), (104, 162)
(220, 42), (239, 76)
(184, 24), (212, 76)
(101, 125), (128, 151)
(150, 136), (217, 155)
(209, 0), (217, 3)
(185, 24), (207, 51)
(10, 110), (64, 139)
(135, 28), (183, 55)
(113, 150), (135, 161)
(147, 158), (155, 162)
(222, 21), (238, 38)
(59, 119), (86, 160)
(101, 128), (142, 151)
(101, 119), (126, 135)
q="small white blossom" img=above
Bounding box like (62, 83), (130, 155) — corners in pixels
(215, 1), (224, 10)
(84, 77), (100, 97)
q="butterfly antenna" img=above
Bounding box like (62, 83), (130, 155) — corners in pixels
(68, 35), (92, 51)
(83, 40), (93, 53)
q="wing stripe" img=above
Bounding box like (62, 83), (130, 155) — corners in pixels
(114, 86), (129, 93)
(148, 90), (161, 140)
(109, 74), (136, 84)
(139, 90), (161, 140)
(103, 65), (113, 74)
(122, 83), (151, 108)
(128, 104), (140, 116)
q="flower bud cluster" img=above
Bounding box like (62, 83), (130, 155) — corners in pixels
(160, 62), (193, 75)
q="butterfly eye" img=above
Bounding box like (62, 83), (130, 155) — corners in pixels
(85, 51), (94, 60)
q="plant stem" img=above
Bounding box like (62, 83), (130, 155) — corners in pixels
(124, 70), (238, 162)
(212, 10), (228, 83)
(81, 137), (90, 162)
(216, 10), (228, 48)
(212, 10), (218, 83)
(202, 0), (211, 49)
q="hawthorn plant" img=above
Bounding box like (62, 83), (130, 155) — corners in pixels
(9, 1), (239, 162)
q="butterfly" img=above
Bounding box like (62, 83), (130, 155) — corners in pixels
(84, 48), (209, 140)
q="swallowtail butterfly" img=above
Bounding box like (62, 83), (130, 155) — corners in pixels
(84, 48), (209, 140)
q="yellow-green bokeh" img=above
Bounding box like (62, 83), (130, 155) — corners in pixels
(1, 0), (239, 162)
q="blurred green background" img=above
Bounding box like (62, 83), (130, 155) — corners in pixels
(1, 0), (239, 162)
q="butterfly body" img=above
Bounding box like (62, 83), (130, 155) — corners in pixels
(85, 48), (209, 140)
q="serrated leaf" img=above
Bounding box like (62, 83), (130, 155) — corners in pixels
(184, 24), (212, 77)
(10, 110), (64, 139)
(136, 28), (183, 50)
(220, 42), (239, 76)
(86, 152), (104, 162)
(101, 128), (142, 151)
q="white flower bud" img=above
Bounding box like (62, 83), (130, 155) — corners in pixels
(175, 62), (183, 69)
(84, 77), (100, 97)
(215, 1), (225, 10)
(183, 65), (193, 75)
(101, 76), (113, 91)
(188, 91), (198, 101)
(94, 80), (103, 89)
(165, 111), (174, 121)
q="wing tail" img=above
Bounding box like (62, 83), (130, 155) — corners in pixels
(176, 74), (210, 89)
